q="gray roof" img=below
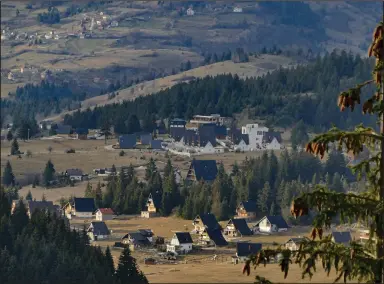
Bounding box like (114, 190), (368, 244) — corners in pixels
(56, 125), (72, 135)
(88, 221), (110, 236)
(238, 201), (257, 213)
(237, 242), (262, 257)
(195, 213), (221, 231)
(122, 232), (151, 245)
(262, 131), (282, 144)
(66, 168), (83, 176)
(175, 232), (193, 244)
(332, 231), (352, 244)
(228, 219), (253, 236)
(190, 160), (218, 181)
(119, 134), (136, 149)
(140, 133), (152, 145)
(150, 139), (163, 149)
(255, 215), (288, 229)
(206, 229), (228, 246)
(27, 201), (58, 215)
(73, 198), (95, 213)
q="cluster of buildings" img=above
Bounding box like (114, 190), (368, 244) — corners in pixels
(118, 132), (163, 150)
(166, 115), (283, 156)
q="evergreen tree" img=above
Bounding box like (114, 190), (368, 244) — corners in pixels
(6, 130), (13, 142)
(126, 114), (141, 134)
(11, 199), (29, 235)
(43, 160), (55, 186)
(115, 247), (148, 284)
(247, 21), (384, 283)
(2, 161), (15, 187)
(10, 138), (19, 155)
(41, 193), (47, 201)
(145, 158), (157, 181)
(290, 120), (309, 148)
(257, 182), (270, 214)
(105, 246), (115, 276)
(26, 190), (33, 201)
(95, 181), (103, 208)
(84, 181), (94, 198)
(330, 172), (343, 193)
(163, 158), (173, 178)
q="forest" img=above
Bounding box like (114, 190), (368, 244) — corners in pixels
(71, 148), (354, 223)
(0, 187), (148, 284)
(63, 50), (375, 133)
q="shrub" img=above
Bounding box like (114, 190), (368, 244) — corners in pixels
(119, 150), (125, 156)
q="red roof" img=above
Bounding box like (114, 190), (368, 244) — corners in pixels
(98, 208), (115, 215)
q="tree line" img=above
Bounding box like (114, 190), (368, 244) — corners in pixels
(0, 187), (148, 284)
(81, 148), (352, 223)
(63, 50), (374, 133)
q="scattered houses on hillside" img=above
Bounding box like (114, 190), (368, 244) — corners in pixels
(141, 192), (161, 218)
(285, 237), (309, 251)
(331, 231), (352, 246)
(87, 221), (110, 241)
(95, 208), (115, 221)
(235, 201), (257, 221)
(167, 232), (193, 254)
(63, 197), (95, 218)
(253, 215), (289, 234)
(234, 242), (262, 263)
(224, 218), (253, 237)
(186, 159), (218, 183)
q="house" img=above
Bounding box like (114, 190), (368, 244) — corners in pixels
(122, 230), (153, 250)
(150, 139), (163, 150)
(236, 201), (257, 220)
(189, 114), (232, 128)
(65, 168), (85, 181)
(39, 120), (53, 130)
(215, 125), (227, 140)
(263, 131), (283, 150)
(119, 134), (137, 149)
(185, 124), (216, 147)
(167, 232), (193, 254)
(241, 124), (269, 150)
(170, 119), (186, 141)
(141, 193), (161, 218)
(186, 7), (195, 16)
(224, 218), (253, 237)
(204, 229), (228, 246)
(285, 237), (309, 251)
(331, 231), (352, 246)
(110, 20), (118, 27)
(7, 72), (14, 80)
(87, 221), (110, 241)
(95, 208), (115, 221)
(235, 242), (262, 262)
(200, 141), (216, 154)
(186, 159), (218, 183)
(63, 197), (95, 218)
(55, 125), (72, 136)
(12, 200), (59, 218)
(253, 215), (289, 233)
(140, 133), (152, 145)
(193, 213), (221, 234)
(74, 128), (89, 140)
(233, 6), (243, 13)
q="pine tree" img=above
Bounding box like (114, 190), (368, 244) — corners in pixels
(26, 190), (33, 201)
(115, 247), (148, 284)
(84, 181), (94, 198)
(41, 193), (46, 201)
(10, 138), (19, 155)
(105, 246), (115, 276)
(43, 160), (55, 186)
(11, 199), (29, 235)
(257, 182), (270, 214)
(95, 181), (103, 208)
(247, 20), (384, 283)
(2, 161), (15, 187)
(6, 131), (13, 142)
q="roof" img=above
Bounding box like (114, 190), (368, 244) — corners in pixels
(27, 201), (57, 215)
(147, 192), (161, 209)
(66, 168), (83, 176)
(140, 133), (152, 144)
(262, 131), (282, 144)
(170, 127), (186, 141)
(56, 125), (71, 134)
(239, 201), (257, 213)
(255, 216), (288, 229)
(198, 124), (216, 147)
(240, 134), (249, 145)
(122, 232), (151, 245)
(196, 213), (221, 231)
(174, 232), (193, 244)
(190, 159), (218, 181)
(97, 208), (115, 215)
(170, 118), (186, 123)
(138, 229), (154, 238)
(119, 134), (136, 149)
(214, 125), (227, 136)
(285, 237), (308, 245)
(75, 128), (89, 135)
(73, 198), (95, 213)
(206, 229), (228, 246)
(332, 231), (352, 244)
(236, 242), (262, 257)
(89, 221), (110, 236)
(150, 139), (163, 149)
(228, 219), (253, 236)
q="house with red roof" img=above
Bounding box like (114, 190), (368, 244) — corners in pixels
(95, 208), (115, 221)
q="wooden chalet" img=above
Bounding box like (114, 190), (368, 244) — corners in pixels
(141, 192), (161, 218)
(235, 201), (257, 221)
(224, 218), (253, 237)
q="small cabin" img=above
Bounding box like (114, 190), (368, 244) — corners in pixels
(122, 229), (153, 250)
(141, 193), (161, 218)
(253, 215), (288, 234)
(235, 201), (257, 221)
(224, 219), (253, 238)
(167, 232), (193, 254)
(235, 242), (262, 263)
(63, 198), (95, 218)
(87, 221), (110, 241)
(331, 231), (352, 246)
(192, 213), (221, 234)
(285, 237), (308, 251)
(95, 208), (115, 221)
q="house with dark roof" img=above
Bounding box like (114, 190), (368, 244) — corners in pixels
(204, 229), (228, 246)
(167, 232), (193, 254)
(234, 134), (250, 152)
(55, 124), (72, 136)
(193, 213), (221, 234)
(119, 134), (137, 149)
(253, 215), (289, 233)
(214, 125), (227, 140)
(263, 131), (283, 150)
(24, 200), (59, 218)
(63, 197), (95, 218)
(331, 231), (352, 246)
(236, 201), (257, 221)
(235, 242), (262, 262)
(197, 124), (216, 147)
(122, 230), (153, 250)
(224, 218), (253, 237)
(74, 128), (89, 140)
(65, 168), (85, 181)
(140, 133), (152, 145)
(95, 208), (115, 221)
(186, 159), (218, 183)
(87, 221), (110, 241)
(170, 118), (186, 141)
(182, 129), (198, 146)
(150, 139), (163, 150)
(141, 192), (161, 218)
(285, 237), (309, 251)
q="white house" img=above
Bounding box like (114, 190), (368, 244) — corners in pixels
(186, 8), (195, 16)
(7, 72), (14, 80)
(201, 141), (216, 154)
(235, 138), (249, 152)
(233, 7), (243, 13)
(87, 221), (110, 241)
(166, 232), (193, 254)
(95, 208), (115, 221)
(265, 137), (281, 150)
(285, 237), (308, 251)
(65, 168), (84, 181)
(253, 215), (288, 234)
(241, 124), (269, 150)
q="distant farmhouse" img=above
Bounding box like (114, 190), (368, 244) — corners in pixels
(63, 197), (95, 218)
(87, 221), (110, 241)
(119, 134), (136, 149)
(186, 159), (218, 183)
(167, 232), (193, 254)
(95, 208), (115, 221)
(65, 168), (87, 181)
(253, 215), (289, 234)
(122, 229), (154, 250)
